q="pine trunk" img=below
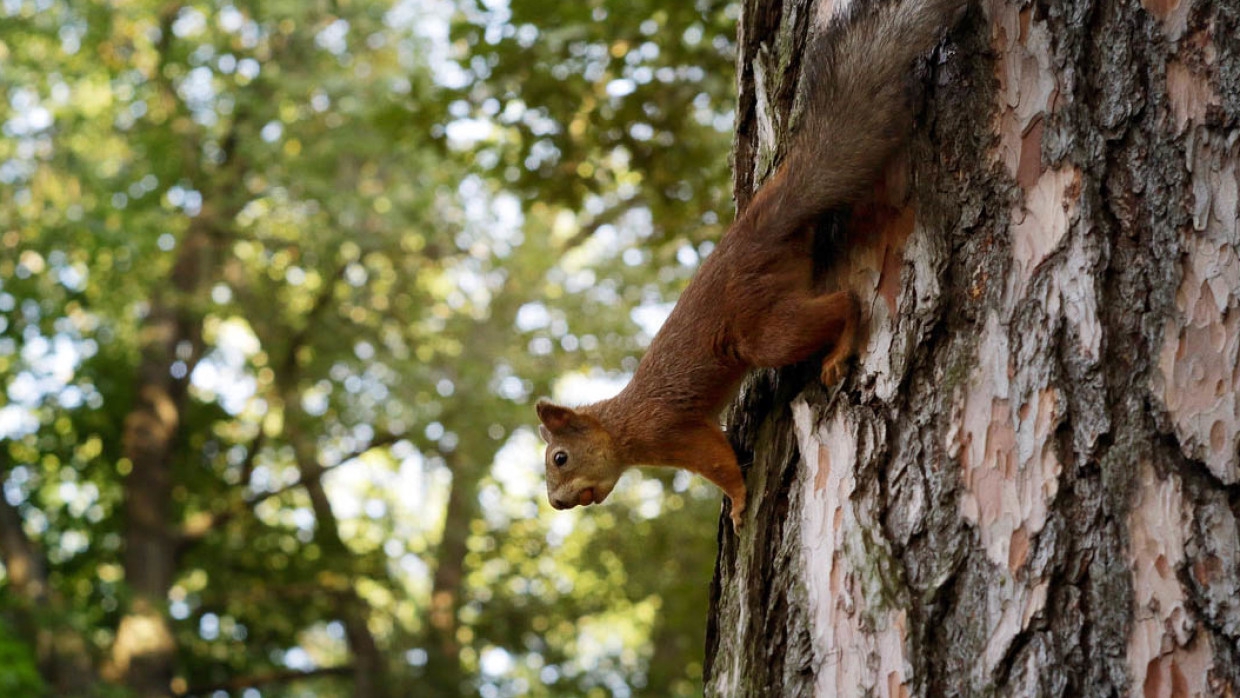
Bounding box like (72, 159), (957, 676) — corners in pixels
(705, 0), (1240, 696)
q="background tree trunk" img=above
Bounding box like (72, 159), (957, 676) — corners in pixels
(423, 448), (482, 696)
(112, 219), (215, 698)
(706, 0), (1240, 695)
(0, 451), (95, 695)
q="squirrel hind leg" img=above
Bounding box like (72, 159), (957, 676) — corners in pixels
(739, 290), (860, 381)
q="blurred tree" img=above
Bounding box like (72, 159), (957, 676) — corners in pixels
(0, 0), (736, 696)
(431, 1), (737, 694)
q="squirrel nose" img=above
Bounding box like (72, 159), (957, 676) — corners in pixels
(551, 497), (572, 510)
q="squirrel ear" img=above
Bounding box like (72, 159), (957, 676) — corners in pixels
(538, 424), (553, 443)
(536, 400), (579, 434)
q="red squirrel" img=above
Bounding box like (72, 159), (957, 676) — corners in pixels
(537, 0), (965, 532)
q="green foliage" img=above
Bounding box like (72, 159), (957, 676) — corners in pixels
(453, 0), (736, 230)
(0, 619), (43, 694)
(0, 0), (735, 694)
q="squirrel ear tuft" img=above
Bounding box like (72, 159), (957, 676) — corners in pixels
(536, 400), (579, 434)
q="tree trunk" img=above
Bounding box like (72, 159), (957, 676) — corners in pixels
(423, 435), (503, 695)
(423, 449), (480, 696)
(112, 220), (214, 697)
(0, 453), (96, 695)
(109, 17), (250, 690)
(706, 0), (1240, 696)
(284, 397), (392, 698)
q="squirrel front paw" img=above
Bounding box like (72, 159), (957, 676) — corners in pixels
(820, 354), (850, 387)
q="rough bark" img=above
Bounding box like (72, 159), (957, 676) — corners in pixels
(706, 0), (1240, 696)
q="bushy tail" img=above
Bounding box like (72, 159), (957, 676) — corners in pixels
(746, 0), (966, 237)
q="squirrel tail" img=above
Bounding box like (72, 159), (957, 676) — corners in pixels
(746, 0), (966, 237)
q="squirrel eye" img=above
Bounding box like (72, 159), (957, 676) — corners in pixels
(553, 451), (569, 467)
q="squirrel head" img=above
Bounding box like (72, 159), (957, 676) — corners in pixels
(535, 400), (624, 511)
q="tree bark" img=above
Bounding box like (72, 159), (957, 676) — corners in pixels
(706, 0), (1240, 696)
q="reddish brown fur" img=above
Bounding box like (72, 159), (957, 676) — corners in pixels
(538, 0), (965, 532)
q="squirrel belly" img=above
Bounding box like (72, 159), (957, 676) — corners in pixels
(537, 0), (966, 533)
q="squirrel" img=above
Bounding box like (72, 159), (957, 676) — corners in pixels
(536, 0), (966, 532)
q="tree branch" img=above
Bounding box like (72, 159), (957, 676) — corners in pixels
(177, 432), (402, 547)
(246, 431), (403, 508)
(281, 262), (350, 375)
(239, 429), (265, 490)
(562, 194), (648, 250)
